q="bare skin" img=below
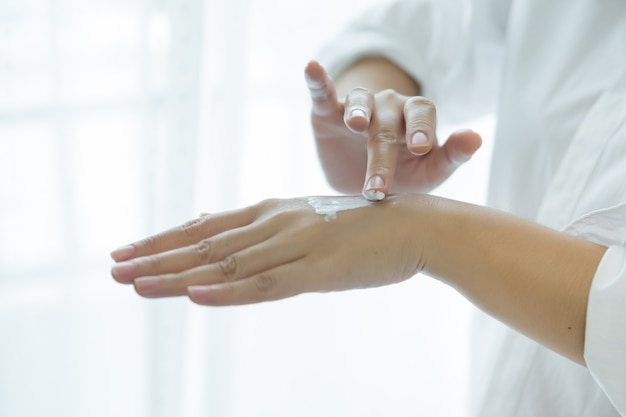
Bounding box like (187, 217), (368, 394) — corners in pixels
(305, 58), (482, 199)
(111, 194), (606, 366)
(111, 58), (606, 368)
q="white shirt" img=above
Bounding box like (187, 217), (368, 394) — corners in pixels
(317, 0), (626, 415)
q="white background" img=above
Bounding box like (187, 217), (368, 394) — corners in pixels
(0, 0), (493, 415)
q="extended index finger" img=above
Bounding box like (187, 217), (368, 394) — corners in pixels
(110, 206), (257, 262)
(362, 92), (405, 201)
(305, 60), (339, 116)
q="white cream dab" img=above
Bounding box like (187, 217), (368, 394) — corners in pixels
(307, 196), (375, 221)
(363, 189), (386, 201)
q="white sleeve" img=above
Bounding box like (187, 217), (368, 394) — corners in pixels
(586, 245), (626, 415)
(315, 0), (510, 123)
(564, 204), (626, 416)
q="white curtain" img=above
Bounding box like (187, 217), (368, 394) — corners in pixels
(0, 0), (493, 415)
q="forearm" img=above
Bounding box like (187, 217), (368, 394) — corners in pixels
(415, 195), (607, 365)
(334, 57), (422, 98)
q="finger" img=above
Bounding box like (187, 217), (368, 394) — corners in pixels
(111, 219), (279, 284)
(187, 261), (308, 306)
(403, 96), (437, 155)
(110, 206), (256, 262)
(441, 128), (482, 165)
(423, 129), (482, 182)
(362, 134), (400, 201)
(305, 60), (340, 117)
(362, 94), (404, 201)
(344, 87), (374, 133)
(133, 232), (306, 298)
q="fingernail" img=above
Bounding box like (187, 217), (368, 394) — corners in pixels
(348, 108), (368, 119)
(188, 285), (213, 299)
(363, 175), (386, 201)
(111, 261), (137, 282)
(188, 286), (221, 305)
(110, 244), (135, 262)
(410, 131), (429, 147)
(134, 277), (160, 295)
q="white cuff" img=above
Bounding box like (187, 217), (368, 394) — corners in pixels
(584, 244), (626, 416)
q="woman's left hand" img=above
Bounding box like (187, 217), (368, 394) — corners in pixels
(110, 195), (426, 306)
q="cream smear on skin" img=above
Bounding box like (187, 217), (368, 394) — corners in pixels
(307, 196), (376, 221)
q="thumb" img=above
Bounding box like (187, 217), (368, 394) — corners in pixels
(441, 129), (482, 166)
(428, 129), (482, 182)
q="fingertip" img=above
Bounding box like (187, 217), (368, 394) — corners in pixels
(304, 60), (326, 85)
(362, 175), (387, 201)
(448, 129), (483, 160)
(134, 277), (161, 298)
(451, 128), (482, 142)
(344, 107), (370, 132)
(110, 244), (135, 262)
(305, 59), (321, 72)
(344, 87), (373, 127)
(363, 189), (386, 201)
(111, 261), (137, 284)
(188, 285), (222, 306)
(306, 61), (338, 116)
(467, 129), (483, 150)
(407, 131), (432, 155)
(446, 129), (482, 162)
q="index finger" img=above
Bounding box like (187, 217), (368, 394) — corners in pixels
(362, 99), (404, 201)
(110, 206), (256, 262)
(305, 60), (339, 117)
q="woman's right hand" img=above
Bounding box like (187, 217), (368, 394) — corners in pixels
(305, 59), (482, 200)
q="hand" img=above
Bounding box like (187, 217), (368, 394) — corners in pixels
(305, 60), (482, 200)
(109, 193), (605, 363)
(110, 195), (426, 306)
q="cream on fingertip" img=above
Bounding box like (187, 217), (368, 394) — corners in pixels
(363, 175), (386, 201)
(363, 189), (386, 201)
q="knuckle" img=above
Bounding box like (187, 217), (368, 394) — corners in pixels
(406, 119), (435, 133)
(350, 86), (370, 95)
(181, 217), (205, 238)
(219, 256), (238, 280)
(258, 197), (280, 207)
(407, 95), (435, 109)
(369, 162), (392, 176)
(405, 97), (437, 134)
(269, 209), (301, 225)
(140, 235), (159, 252)
(371, 129), (399, 144)
(309, 85), (329, 99)
(253, 198), (285, 219)
(347, 86), (372, 103)
(194, 238), (213, 264)
(254, 273), (278, 293)
(255, 198), (280, 212)
(376, 88), (398, 101)
(140, 254), (163, 271)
